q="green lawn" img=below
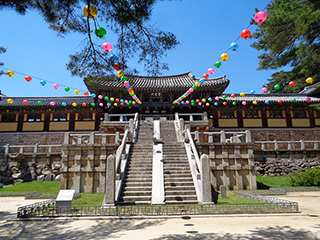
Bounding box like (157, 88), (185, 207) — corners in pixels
(72, 193), (105, 206)
(0, 181), (60, 194)
(217, 191), (261, 204)
(256, 175), (292, 189)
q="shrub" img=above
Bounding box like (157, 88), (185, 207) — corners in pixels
(290, 168), (320, 187)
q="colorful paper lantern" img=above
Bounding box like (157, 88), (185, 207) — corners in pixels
(274, 84), (280, 90)
(72, 103), (77, 107)
(242, 101), (247, 105)
(254, 11), (268, 25)
(25, 76), (32, 82)
(40, 80), (46, 86)
(223, 102), (227, 106)
(289, 81), (296, 87)
(121, 76), (127, 82)
(75, 89), (80, 94)
(117, 70), (125, 78)
(214, 61), (222, 68)
(53, 84), (59, 89)
(6, 70), (14, 77)
(250, 90), (256, 94)
(98, 95), (103, 99)
(253, 101), (258, 105)
(82, 103), (87, 107)
(23, 100), (29, 105)
(306, 77), (314, 84)
(277, 100), (282, 104)
(65, 87), (70, 92)
(229, 42), (239, 51)
(240, 92), (245, 97)
(306, 97), (311, 102)
(102, 42), (112, 53)
(83, 92), (89, 96)
(62, 102), (67, 106)
(240, 29), (251, 40)
(231, 93), (236, 98)
(83, 5), (97, 19)
(50, 101), (55, 106)
(37, 101), (42, 105)
(108, 54), (117, 62)
(113, 63), (120, 70)
(261, 87), (268, 93)
(220, 53), (229, 61)
(203, 73), (209, 79)
(215, 96), (220, 101)
(7, 99), (13, 104)
(95, 27), (106, 38)
(208, 68), (215, 75)
(265, 100), (270, 104)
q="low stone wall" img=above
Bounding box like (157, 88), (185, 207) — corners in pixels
(255, 158), (320, 176)
(0, 154), (62, 184)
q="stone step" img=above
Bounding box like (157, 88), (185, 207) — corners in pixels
(123, 176), (152, 181)
(165, 195), (198, 201)
(120, 190), (151, 196)
(122, 186), (152, 192)
(165, 190), (196, 195)
(164, 170), (192, 174)
(164, 181), (195, 187)
(118, 195), (152, 202)
(122, 182), (152, 187)
(164, 173), (192, 178)
(165, 186), (196, 191)
(164, 177), (193, 182)
(165, 200), (199, 205)
(163, 166), (191, 170)
(117, 200), (151, 205)
(126, 167), (153, 171)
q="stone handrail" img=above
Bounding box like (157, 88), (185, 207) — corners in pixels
(2, 144), (62, 156)
(104, 113), (137, 122)
(255, 140), (320, 151)
(132, 112), (139, 143)
(115, 129), (130, 173)
(191, 130), (252, 144)
(65, 132), (123, 145)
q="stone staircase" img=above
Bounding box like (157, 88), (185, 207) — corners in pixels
(118, 121), (154, 205)
(161, 122), (198, 204)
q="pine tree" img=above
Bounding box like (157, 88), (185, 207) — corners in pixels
(252, 0), (320, 93)
(0, 0), (179, 77)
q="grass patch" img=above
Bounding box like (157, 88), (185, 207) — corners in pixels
(72, 193), (105, 206)
(256, 175), (291, 189)
(217, 191), (261, 204)
(0, 181), (60, 194)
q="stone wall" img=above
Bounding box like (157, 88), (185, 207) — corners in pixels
(0, 132), (65, 146)
(0, 154), (62, 184)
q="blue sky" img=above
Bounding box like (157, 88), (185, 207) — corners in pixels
(0, 0), (282, 98)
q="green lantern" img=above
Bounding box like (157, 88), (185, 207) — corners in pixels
(95, 27), (106, 38)
(104, 96), (109, 100)
(121, 76), (127, 82)
(91, 103), (95, 107)
(223, 95), (227, 99)
(214, 61), (222, 68)
(65, 87), (70, 92)
(192, 85), (197, 90)
(37, 101), (43, 105)
(274, 84), (280, 90)
(291, 98), (296, 102)
(232, 102), (237, 106)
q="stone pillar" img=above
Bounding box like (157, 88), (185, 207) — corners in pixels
(104, 155), (115, 205)
(200, 154), (212, 203)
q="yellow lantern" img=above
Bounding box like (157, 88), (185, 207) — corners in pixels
(117, 71), (125, 78)
(75, 90), (80, 94)
(195, 82), (200, 87)
(220, 53), (229, 61)
(110, 97), (114, 101)
(72, 103), (77, 107)
(7, 99), (13, 104)
(202, 98), (206, 103)
(83, 5), (97, 19)
(253, 101), (258, 105)
(240, 92), (245, 97)
(306, 77), (314, 84)
(6, 70), (14, 77)
(114, 103), (118, 106)
(206, 103), (210, 107)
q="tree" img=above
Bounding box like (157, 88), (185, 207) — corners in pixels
(0, 0), (179, 77)
(252, 0), (320, 93)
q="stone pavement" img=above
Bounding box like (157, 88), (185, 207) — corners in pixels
(0, 192), (319, 240)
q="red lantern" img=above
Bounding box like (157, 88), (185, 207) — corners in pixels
(82, 103), (87, 107)
(113, 63), (120, 71)
(289, 81), (296, 87)
(115, 98), (119, 102)
(240, 29), (251, 40)
(203, 73), (209, 79)
(83, 92), (89, 96)
(23, 100), (29, 105)
(223, 102), (227, 106)
(231, 93), (236, 98)
(25, 76), (32, 82)
(196, 99), (200, 103)
(277, 100), (282, 104)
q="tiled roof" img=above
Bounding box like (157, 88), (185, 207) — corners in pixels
(221, 94), (320, 103)
(84, 72), (230, 92)
(0, 96), (94, 107)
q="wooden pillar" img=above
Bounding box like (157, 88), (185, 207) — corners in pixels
(285, 106), (292, 128)
(237, 108), (243, 128)
(69, 112), (75, 131)
(17, 113), (23, 132)
(261, 107), (268, 128)
(43, 112), (50, 131)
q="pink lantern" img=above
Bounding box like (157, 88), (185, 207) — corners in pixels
(254, 11), (267, 25)
(50, 101), (55, 106)
(53, 84), (59, 89)
(198, 102), (202, 106)
(261, 87), (268, 93)
(186, 100), (190, 105)
(123, 81), (130, 87)
(98, 95), (103, 99)
(208, 68), (215, 75)
(306, 97), (311, 102)
(99, 103), (103, 107)
(189, 88), (194, 93)
(242, 101), (247, 106)
(178, 97), (182, 101)
(124, 100), (128, 104)
(102, 42), (112, 52)
(215, 96), (220, 101)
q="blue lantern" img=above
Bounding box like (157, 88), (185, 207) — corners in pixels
(229, 42), (239, 51)
(214, 102), (218, 106)
(108, 54), (117, 62)
(91, 93), (96, 98)
(265, 100), (270, 104)
(199, 79), (205, 85)
(61, 102), (67, 106)
(250, 90), (256, 94)
(40, 80), (46, 86)
(208, 97), (213, 102)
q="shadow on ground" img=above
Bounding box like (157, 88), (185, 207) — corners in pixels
(150, 226), (318, 240)
(0, 219), (165, 240)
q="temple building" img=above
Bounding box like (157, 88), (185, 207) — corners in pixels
(1, 73), (320, 205)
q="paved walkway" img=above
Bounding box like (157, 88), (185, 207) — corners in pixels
(0, 192), (319, 239)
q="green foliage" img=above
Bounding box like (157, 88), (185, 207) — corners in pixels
(290, 168), (320, 186)
(256, 175), (292, 188)
(217, 191), (261, 204)
(0, 0), (179, 77)
(0, 181), (60, 194)
(252, 0), (320, 92)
